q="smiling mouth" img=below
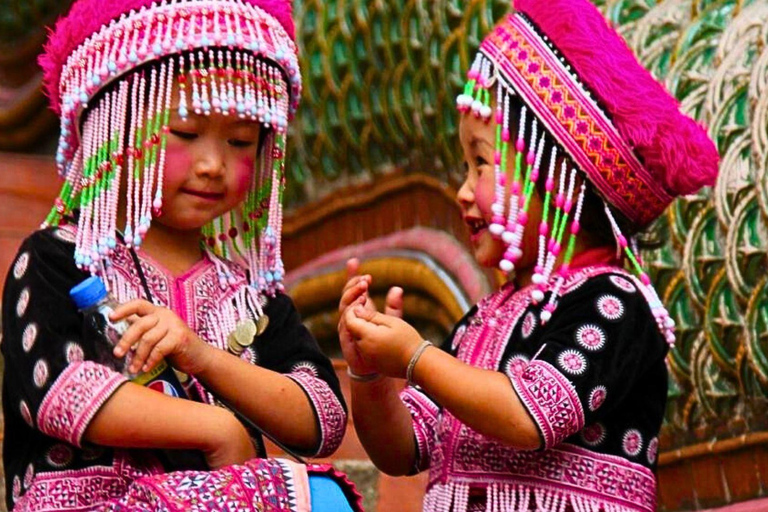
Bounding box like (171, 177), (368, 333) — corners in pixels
(466, 218), (488, 236)
(181, 188), (225, 200)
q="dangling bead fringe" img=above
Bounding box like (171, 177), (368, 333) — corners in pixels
(423, 481), (632, 512)
(46, 50), (293, 298)
(603, 205), (676, 345)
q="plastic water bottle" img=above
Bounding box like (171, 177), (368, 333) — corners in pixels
(70, 276), (189, 399)
(70, 276), (208, 471)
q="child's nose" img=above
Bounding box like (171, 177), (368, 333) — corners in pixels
(193, 141), (226, 178)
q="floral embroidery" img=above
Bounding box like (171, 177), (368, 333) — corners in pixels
(597, 295), (625, 321)
(65, 342), (85, 363)
(610, 275), (637, 293)
(24, 464), (34, 488)
(46, 444), (74, 469)
(33, 359), (49, 389)
(13, 252), (30, 280)
(22, 323), (38, 353)
(581, 423), (606, 446)
(53, 227), (77, 243)
(19, 400), (33, 427)
(589, 386), (607, 412)
(509, 360), (585, 448)
(575, 324), (606, 351)
(16, 288), (30, 317)
(623, 429), (643, 457)
(291, 361), (319, 377)
(521, 312), (537, 339)
(557, 349), (588, 376)
(504, 354), (530, 378)
(647, 437), (659, 464)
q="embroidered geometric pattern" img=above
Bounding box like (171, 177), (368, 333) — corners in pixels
(557, 349), (588, 376)
(575, 324), (606, 352)
(505, 354), (530, 378)
(104, 458), (299, 511)
(482, 17), (672, 227)
(581, 423), (607, 447)
(596, 295), (625, 321)
(16, 288), (30, 318)
(646, 437), (659, 465)
(622, 429), (643, 457)
(286, 370), (347, 457)
(401, 386), (441, 472)
(609, 275), (636, 294)
(428, 441), (656, 512)
(22, 323), (38, 353)
(521, 312), (537, 339)
(510, 360), (585, 448)
(13, 252), (30, 280)
(37, 362), (127, 447)
(588, 386), (607, 412)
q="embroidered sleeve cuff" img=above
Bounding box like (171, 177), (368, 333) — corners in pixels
(400, 386), (440, 472)
(286, 370), (347, 457)
(37, 361), (128, 447)
(509, 360), (585, 450)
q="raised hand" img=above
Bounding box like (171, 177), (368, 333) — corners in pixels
(110, 299), (214, 376)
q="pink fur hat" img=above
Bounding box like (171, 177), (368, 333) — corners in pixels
(479, 0), (719, 227)
(40, 0), (297, 116)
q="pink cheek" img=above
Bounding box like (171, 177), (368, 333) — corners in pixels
(235, 157), (256, 195)
(163, 144), (193, 183)
(474, 176), (497, 220)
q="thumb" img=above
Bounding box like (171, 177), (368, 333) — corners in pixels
(384, 287), (404, 318)
(352, 305), (392, 326)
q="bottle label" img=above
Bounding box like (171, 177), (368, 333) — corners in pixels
(131, 360), (187, 399)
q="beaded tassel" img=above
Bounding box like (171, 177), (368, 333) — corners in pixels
(532, 146), (558, 303)
(603, 205), (677, 344)
(540, 182), (586, 324)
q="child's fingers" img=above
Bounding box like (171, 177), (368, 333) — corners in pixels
(346, 258), (360, 280)
(339, 279), (369, 312)
(141, 343), (169, 373)
(128, 326), (169, 374)
(114, 315), (159, 357)
(384, 287), (404, 318)
(110, 299), (156, 321)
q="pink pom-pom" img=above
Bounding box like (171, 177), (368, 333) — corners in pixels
(494, 152), (501, 165)
(526, 152), (535, 165)
(499, 174), (507, 187)
(570, 221), (580, 234)
(539, 222), (549, 236)
(518, 212), (528, 225)
(640, 273), (651, 286)
(545, 178), (554, 191)
(555, 195), (564, 208)
(618, 235), (628, 248)
(511, 182), (521, 195)
(502, 129), (511, 142)
(516, 139), (525, 153)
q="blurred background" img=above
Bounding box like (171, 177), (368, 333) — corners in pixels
(2, 0), (768, 510)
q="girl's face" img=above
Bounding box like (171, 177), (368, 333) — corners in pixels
(457, 111), (542, 272)
(155, 95), (262, 232)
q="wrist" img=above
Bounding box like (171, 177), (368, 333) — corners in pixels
(406, 340), (433, 385)
(347, 366), (383, 383)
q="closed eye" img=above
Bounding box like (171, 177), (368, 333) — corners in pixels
(169, 129), (198, 140)
(228, 139), (257, 148)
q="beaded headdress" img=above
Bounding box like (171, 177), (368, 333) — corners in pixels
(39, 0), (300, 298)
(457, 0), (719, 341)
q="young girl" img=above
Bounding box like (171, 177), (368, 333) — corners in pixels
(339, 0), (718, 510)
(2, 1), (360, 510)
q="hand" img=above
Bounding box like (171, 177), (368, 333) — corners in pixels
(203, 410), (257, 470)
(344, 304), (422, 378)
(110, 299), (213, 376)
(338, 259), (404, 376)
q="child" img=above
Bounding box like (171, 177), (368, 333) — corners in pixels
(2, 0), (360, 510)
(339, 0), (718, 510)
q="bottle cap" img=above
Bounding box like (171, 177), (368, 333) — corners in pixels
(70, 276), (108, 310)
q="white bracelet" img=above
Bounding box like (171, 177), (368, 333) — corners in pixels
(346, 366), (382, 382)
(406, 340), (433, 385)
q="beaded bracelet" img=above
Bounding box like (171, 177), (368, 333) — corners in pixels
(346, 366), (382, 383)
(406, 340), (433, 385)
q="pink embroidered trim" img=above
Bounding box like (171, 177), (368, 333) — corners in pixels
(480, 16), (672, 227)
(37, 362), (127, 447)
(427, 443), (656, 512)
(287, 370), (347, 457)
(509, 360), (585, 449)
(12, 450), (162, 511)
(401, 386), (440, 471)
